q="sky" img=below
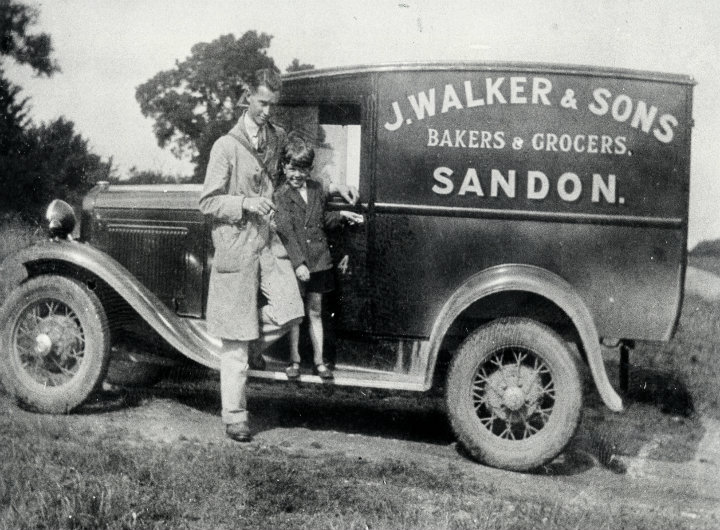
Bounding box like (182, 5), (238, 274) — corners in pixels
(5, 0), (720, 247)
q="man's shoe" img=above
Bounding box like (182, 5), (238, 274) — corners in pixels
(226, 422), (252, 442)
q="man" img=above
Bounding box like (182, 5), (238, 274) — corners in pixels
(200, 67), (357, 442)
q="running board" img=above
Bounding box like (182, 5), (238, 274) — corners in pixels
(247, 365), (425, 391)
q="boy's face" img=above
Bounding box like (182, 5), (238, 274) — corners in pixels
(285, 164), (311, 189)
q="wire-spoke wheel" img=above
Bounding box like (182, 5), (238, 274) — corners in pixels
(0, 275), (110, 413)
(447, 318), (582, 471)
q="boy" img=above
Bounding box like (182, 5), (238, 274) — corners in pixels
(274, 136), (363, 379)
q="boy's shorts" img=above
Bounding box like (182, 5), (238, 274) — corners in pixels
(300, 268), (335, 295)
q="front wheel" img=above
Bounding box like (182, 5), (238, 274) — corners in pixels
(0, 275), (110, 413)
(446, 318), (582, 471)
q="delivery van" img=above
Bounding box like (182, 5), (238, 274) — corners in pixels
(0, 62), (694, 471)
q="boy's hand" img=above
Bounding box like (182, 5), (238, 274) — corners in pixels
(295, 264), (310, 281)
(340, 211), (364, 225)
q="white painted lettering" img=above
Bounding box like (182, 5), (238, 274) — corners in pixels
(408, 89), (436, 120)
(384, 101), (404, 131)
(531, 133), (544, 150)
(486, 77), (507, 105)
(458, 168), (484, 196)
(464, 80), (484, 107)
(468, 130), (479, 148)
(558, 172), (582, 201)
(653, 114), (678, 143)
(442, 84), (464, 113)
(527, 171), (549, 199)
(611, 94), (633, 123)
(631, 101), (658, 133)
(510, 77), (527, 104)
(532, 77), (552, 105)
(589, 88), (611, 116)
(432, 167), (454, 194)
(439, 129), (453, 147)
(614, 136), (627, 155)
(491, 169), (516, 198)
(592, 173), (616, 203)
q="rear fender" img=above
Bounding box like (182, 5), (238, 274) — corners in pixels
(425, 263), (623, 412)
(0, 240), (221, 369)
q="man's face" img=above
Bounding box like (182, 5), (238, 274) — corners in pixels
(246, 85), (279, 126)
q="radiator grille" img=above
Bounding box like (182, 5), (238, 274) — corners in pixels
(107, 224), (189, 306)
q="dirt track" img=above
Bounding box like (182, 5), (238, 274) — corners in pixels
(3, 371), (719, 527)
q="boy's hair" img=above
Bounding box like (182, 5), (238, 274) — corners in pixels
(281, 134), (315, 169)
(247, 67), (282, 93)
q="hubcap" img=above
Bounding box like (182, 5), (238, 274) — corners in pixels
(14, 299), (85, 387)
(472, 347), (555, 440)
(502, 386), (525, 411)
(34, 333), (53, 355)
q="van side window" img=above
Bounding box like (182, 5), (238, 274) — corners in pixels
(274, 103), (361, 190)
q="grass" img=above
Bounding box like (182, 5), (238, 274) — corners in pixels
(0, 413), (706, 530)
(0, 215), (44, 263)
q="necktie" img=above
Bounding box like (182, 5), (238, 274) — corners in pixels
(256, 126), (266, 153)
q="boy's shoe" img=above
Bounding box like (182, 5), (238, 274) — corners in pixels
(286, 362), (301, 380)
(226, 421), (252, 442)
(315, 363), (333, 380)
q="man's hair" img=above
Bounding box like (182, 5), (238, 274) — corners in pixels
(247, 67), (282, 93)
(281, 134), (315, 169)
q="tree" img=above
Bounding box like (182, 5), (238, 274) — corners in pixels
(0, 0), (59, 76)
(286, 58), (314, 73)
(0, 1), (108, 220)
(136, 31), (278, 181)
(2, 117), (110, 219)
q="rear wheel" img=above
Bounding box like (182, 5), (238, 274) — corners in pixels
(0, 275), (110, 413)
(446, 317), (582, 471)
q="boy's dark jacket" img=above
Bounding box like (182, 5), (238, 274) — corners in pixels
(274, 179), (343, 272)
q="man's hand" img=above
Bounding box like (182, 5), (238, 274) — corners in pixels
(295, 264), (310, 282)
(243, 197), (276, 216)
(329, 183), (359, 205)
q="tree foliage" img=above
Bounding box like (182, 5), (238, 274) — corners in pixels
(286, 58), (314, 73)
(0, 0), (109, 220)
(0, 0), (59, 75)
(136, 31), (277, 181)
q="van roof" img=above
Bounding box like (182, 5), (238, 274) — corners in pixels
(283, 61), (695, 86)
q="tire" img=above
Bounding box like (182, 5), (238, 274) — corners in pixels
(105, 358), (165, 388)
(0, 275), (110, 413)
(446, 317), (582, 471)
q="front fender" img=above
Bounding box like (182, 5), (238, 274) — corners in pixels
(0, 240), (221, 370)
(425, 263), (623, 412)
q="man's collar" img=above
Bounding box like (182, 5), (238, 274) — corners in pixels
(242, 112), (261, 139)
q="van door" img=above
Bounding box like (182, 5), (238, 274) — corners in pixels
(273, 101), (373, 335)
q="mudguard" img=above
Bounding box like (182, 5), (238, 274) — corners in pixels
(0, 239), (222, 370)
(424, 263), (623, 412)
